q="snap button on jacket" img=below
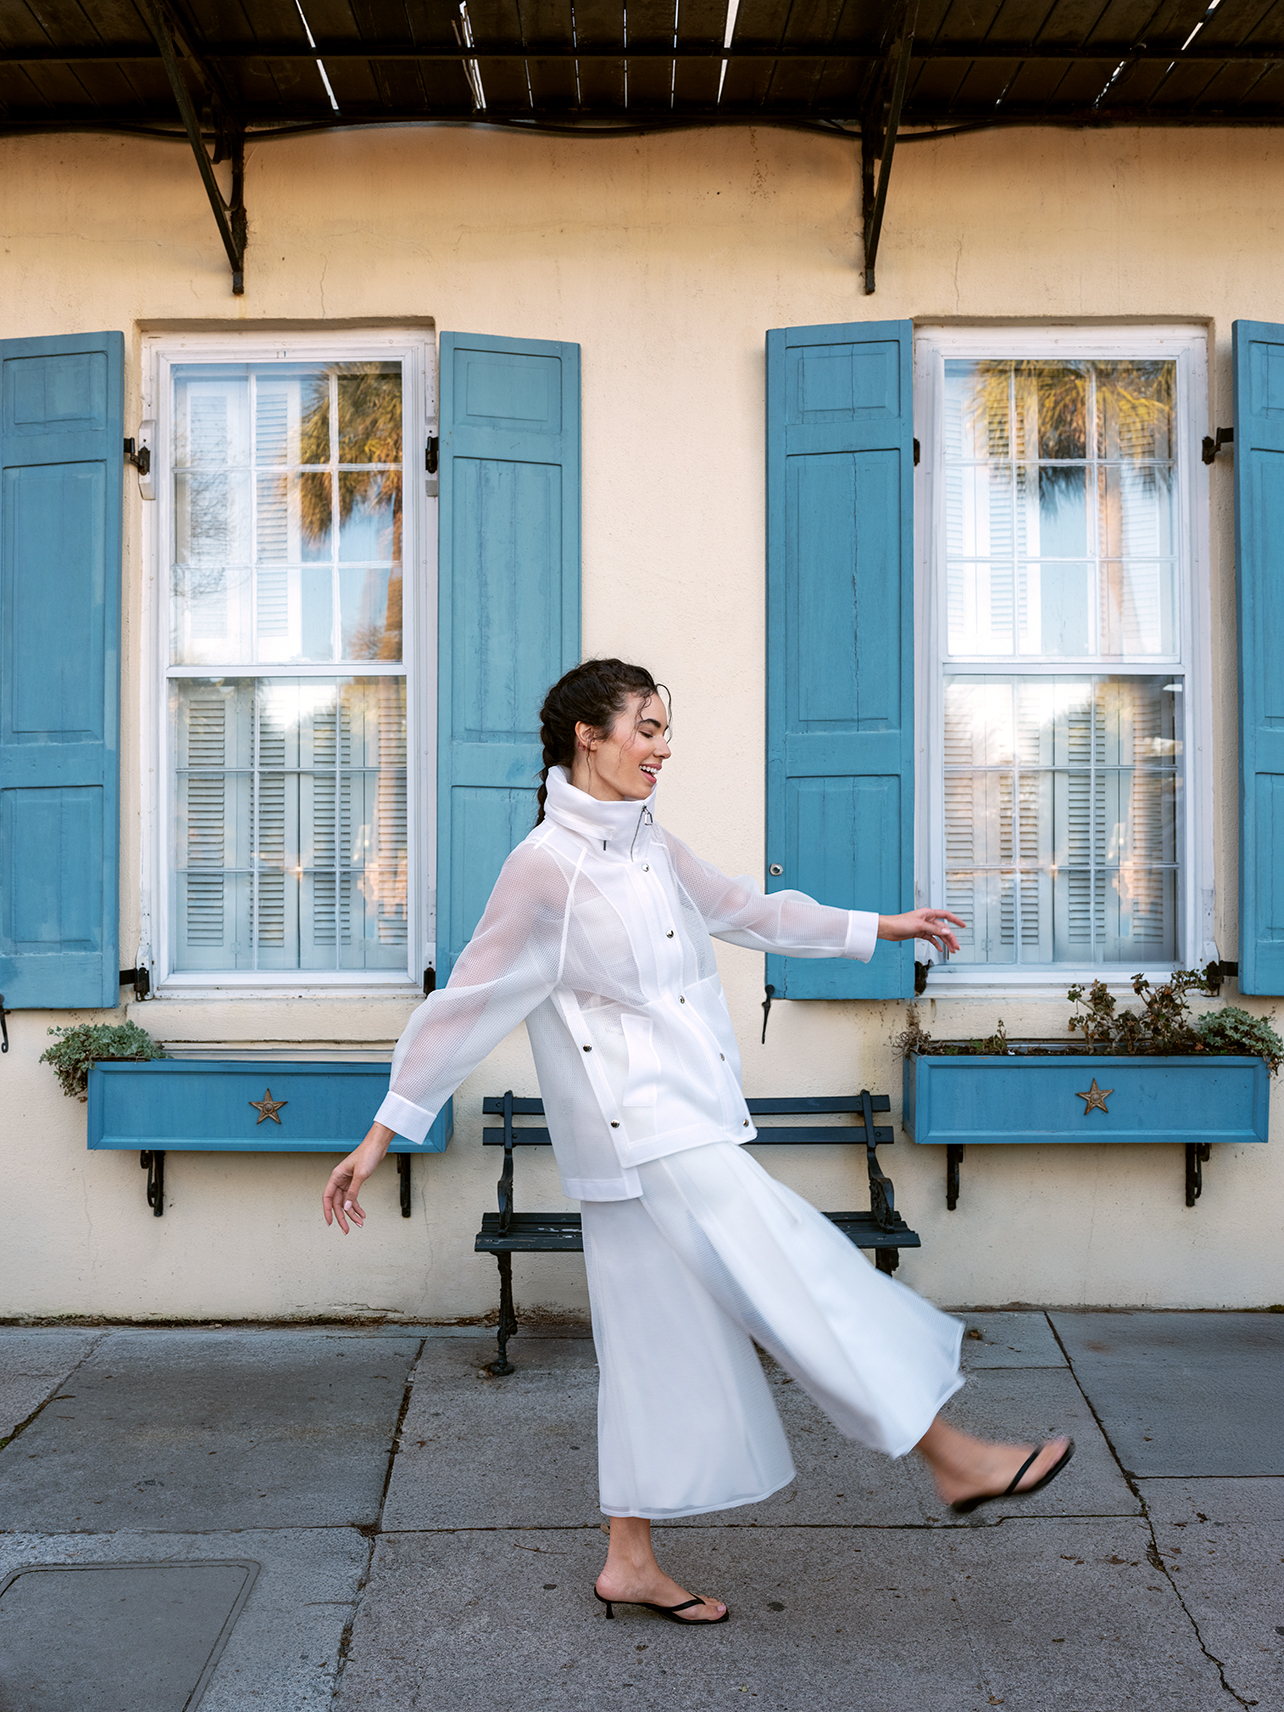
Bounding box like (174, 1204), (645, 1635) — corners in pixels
(375, 767), (877, 1200)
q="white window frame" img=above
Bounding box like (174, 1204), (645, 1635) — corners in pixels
(138, 328), (437, 995)
(913, 323), (1215, 992)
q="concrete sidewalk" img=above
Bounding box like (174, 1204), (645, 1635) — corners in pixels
(0, 1312), (1281, 1712)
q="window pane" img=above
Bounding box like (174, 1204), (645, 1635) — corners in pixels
(171, 362), (403, 666)
(943, 357), (1178, 665)
(171, 677), (408, 972)
(944, 674), (1180, 966)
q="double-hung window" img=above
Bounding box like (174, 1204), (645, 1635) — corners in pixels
(915, 327), (1213, 982)
(147, 333), (434, 988)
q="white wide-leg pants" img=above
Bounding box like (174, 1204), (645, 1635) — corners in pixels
(580, 1142), (964, 1520)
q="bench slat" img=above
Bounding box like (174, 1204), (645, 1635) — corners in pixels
(475, 1210), (919, 1253)
(483, 1125), (894, 1147)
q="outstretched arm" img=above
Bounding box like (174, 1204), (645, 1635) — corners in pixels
(664, 833), (963, 960)
(322, 842), (567, 1233)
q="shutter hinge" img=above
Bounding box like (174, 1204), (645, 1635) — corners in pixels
(1202, 959), (1239, 995)
(1201, 427), (1233, 465)
(913, 437), (920, 467)
(425, 436), (439, 475)
(423, 965), (437, 996)
(123, 438), (151, 476)
(0, 993), (9, 1053)
(119, 967), (151, 1001)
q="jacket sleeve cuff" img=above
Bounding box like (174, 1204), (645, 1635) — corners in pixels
(375, 1091), (434, 1145)
(844, 910), (879, 963)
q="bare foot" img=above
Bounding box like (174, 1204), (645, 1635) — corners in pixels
(916, 1417), (1073, 1509)
(595, 1564), (726, 1622)
(597, 1515), (726, 1622)
(929, 1436), (1072, 1508)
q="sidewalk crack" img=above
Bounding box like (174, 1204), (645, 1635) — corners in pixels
(1044, 1312), (1252, 1707)
(0, 1332), (110, 1454)
(330, 1334), (425, 1701)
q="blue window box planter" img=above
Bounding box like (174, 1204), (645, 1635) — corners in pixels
(87, 1060), (450, 1218)
(902, 1052), (1270, 1209)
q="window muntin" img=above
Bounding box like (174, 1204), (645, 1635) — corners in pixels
(165, 356), (412, 978)
(923, 339), (1202, 975)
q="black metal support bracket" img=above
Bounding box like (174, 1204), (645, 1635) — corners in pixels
(1186, 1141), (1211, 1207)
(946, 1143), (964, 1210)
(1201, 427), (1233, 464)
(140, 1149), (165, 1216)
(0, 994), (9, 1054)
(397, 1152), (412, 1218)
(136, 0), (247, 293)
(860, 0), (919, 294)
(760, 983), (776, 1043)
(119, 968), (151, 1001)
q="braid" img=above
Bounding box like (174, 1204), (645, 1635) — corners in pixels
(535, 659), (663, 825)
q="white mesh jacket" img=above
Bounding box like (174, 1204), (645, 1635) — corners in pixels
(375, 766), (878, 1200)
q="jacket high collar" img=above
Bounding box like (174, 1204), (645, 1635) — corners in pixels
(543, 765), (656, 860)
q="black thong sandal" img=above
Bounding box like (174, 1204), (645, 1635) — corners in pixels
(950, 1438), (1076, 1517)
(595, 1589), (730, 1625)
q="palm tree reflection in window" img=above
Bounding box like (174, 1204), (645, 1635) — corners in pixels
(297, 362), (406, 941)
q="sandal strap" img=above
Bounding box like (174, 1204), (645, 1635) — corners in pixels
(664, 1597), (706, 1613)
(1003, 1447), (1044, 1496)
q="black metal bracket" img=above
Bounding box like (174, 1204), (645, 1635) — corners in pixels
(1202, 959), (1239, 996)
(0, 994), (8, 1054)
(760, 983), (776, 1044)
(397, 1152), (412, 1218)
(914, 959), (930, 996)
(860, 0), (919, 294)
(1186, 1141), (1211, 1208)
(136, 0), (247, 293)
(422, 965), (436, 996)
(119, 968), (151, 1001)
(123, 438), (151, 476)
(425, 437), (439, 476)
(946, 1143), (964, 1210)
(1201, 426), (1233, 464)
(140, 1149), (165, 1216)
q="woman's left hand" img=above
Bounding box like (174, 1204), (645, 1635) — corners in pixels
(877, 908), (966, 957)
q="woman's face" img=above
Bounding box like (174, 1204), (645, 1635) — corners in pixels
(573, 692), (671, 802)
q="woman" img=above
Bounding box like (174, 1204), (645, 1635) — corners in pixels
(324, 659), (1073, 1625)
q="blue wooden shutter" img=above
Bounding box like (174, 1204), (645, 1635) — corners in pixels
(436, 332), (581, 978)
(1233, 319), (1284, 994)
(765, 320), (914, 1000)
(0, 332), (124, 1008)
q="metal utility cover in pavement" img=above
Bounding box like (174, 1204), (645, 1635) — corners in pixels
(0, 1559), (258, 1712)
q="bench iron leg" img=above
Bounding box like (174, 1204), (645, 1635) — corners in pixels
(875, 1247), (899, 1276)
(488, 1252), (518, 1376)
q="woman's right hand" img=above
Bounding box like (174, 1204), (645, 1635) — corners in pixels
(323, 1123), (396, 1233)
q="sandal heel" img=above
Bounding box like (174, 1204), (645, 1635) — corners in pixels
(594, 1589), (614, 1618)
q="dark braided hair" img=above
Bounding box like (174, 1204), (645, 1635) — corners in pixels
(535, 659), (664, 825)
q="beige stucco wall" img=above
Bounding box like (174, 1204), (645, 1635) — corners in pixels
(1, 121), (1280, 1321)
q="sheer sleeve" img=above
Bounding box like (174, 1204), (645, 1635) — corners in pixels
(661, 832), (878, 962)
(374, 841), (567, 1143)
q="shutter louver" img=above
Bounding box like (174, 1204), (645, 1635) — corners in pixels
(0, 332), (124, 1007)
(765, 320), (915, 1000)
(436, 332), (581, 978)
(1233, 320), (1284, 993)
